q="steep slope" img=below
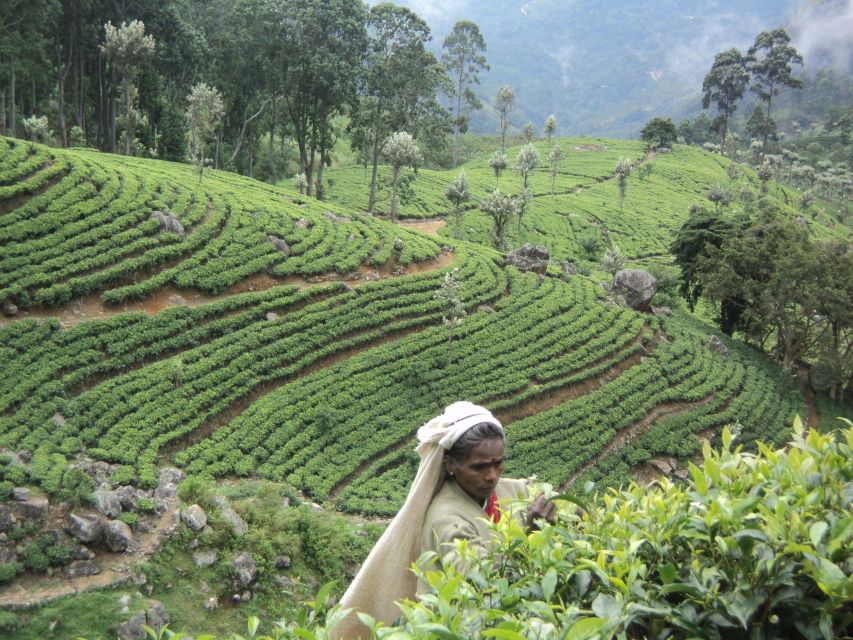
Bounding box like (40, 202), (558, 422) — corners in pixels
(0, 138), (819, 518)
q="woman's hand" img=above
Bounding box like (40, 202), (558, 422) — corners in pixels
(524, 493), (557, 531)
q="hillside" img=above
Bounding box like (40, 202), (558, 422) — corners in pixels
(0, 136), (850, 635)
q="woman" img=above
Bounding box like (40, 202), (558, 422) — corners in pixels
(335, 401), (555, 638)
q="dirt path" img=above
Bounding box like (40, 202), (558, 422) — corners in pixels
(0, 498), (179, 609)
(399, 218), (446, 237)
(0, 250), (456, 330)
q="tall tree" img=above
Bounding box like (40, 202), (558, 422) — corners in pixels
(480, 189), (516, 251)
(350, 3), (448, 214)
(543, 114), (557, 145)
(548, 144), (562, 195)
(747, 28), (804, 151)
(101, 20), (155, 155)
(614, 157), (632, 214)
(702, 48), (749, 153)
(494, 84), (515, 153)
(441, 20), (488, 167)
(186, 82), (224, 183)
(383, 131), (422, 221)
(445, 170), (470, 238)
(515, 142), (539, 231)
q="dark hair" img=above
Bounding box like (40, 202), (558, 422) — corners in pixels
(445, 422), (505, 471)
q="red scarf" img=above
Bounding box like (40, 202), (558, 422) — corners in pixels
(484, 492), (501, 523)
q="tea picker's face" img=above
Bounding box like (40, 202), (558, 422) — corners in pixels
(450, 437), (506, 504)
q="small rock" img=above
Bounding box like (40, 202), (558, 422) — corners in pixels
(93, 490), (123, 519)
(181, 504), (207, 531)
(324, 212), (351, 224)
(11, 487), (30, 501)
(154, 483), (177, 499)
(441, 245), (452, 253)
(119, 594), (132, 607)
(674, 469), (689, 480)
(104, 520), (133, 552)
(652, 306), (673, 317)
(266, 312), (279, 321)
(118, 612), (147, 640)
(146, 600), (169, 634)
(15, 496), (49, 521)
(115, 486), (138, 511)
(393, 238), (403, 252)
(52, 413), (66, 427)
(18, 450), (32, 463)
(159, 467), (186, 487)
(477, 305), (496, 314)
(281, 497), (291, 509)
(199, 581), (210, 593)
(2, 301), (18, 317)
(204, 596), (218, 611)
(609, 269), (658, 312)
(72, 545), (95, 560)
(0, 505), (17, 533)
(215, 500), (248, 537)
(506, 243), (550, 275)
(241, 590), (252, 602)
(0, 533), (7, 543)
(168, 294), (187, 306)
(707, 335), (729, 358)
(66, 559), (101, 578)
(0, 549), (19, 564)
(192, 549), (218, 568)
(310, 502), (324, 513)
(188, 538), (200, 550)
(232, 552), (257, 589)
(275, 555), (292, 570)
(294, 218), (310, 228)
(561, 260), (577, 277)
(267, 235), (291, 256)
(66, 513), (105, 544)
(650, 458), (673, 475)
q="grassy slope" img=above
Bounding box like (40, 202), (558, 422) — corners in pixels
(0, 136), (846, 636)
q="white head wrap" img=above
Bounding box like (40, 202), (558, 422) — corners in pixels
(335, 402), (502, 638)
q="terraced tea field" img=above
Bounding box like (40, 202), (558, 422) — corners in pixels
(0, 136), (840, 516)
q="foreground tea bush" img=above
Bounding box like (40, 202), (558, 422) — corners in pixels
(123, 420), (852, 639)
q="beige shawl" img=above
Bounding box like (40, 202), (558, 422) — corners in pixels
(333, 401), (502, 638)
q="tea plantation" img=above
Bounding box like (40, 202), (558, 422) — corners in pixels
(1, 136), (851, 638)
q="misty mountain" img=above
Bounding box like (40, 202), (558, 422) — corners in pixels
(376, 0), (850, 137)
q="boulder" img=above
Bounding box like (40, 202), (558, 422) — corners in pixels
(93, 490), (123, 519)
(104, 520), (133, 552)
(707, 335), (729, 358)
(11, 487), (30, 501)
(154, 483), (177, 499)
(181, 504), (207, 531)
(609, 269), (658, 312)
(652, 306), (673, 317)
(193, 549), (218, 568)
(650, 457), (675, 475)
(119, 612), (147, 640)
(561, 260), (577, 277)
(267, 235), (290, 256)
(506, 243), (550, 275)
(0, 503), (17, 531)
(232, 552), (257, 589)
(66, 559), (101, 578)
(266, 312), (279, 321)
(18, 450), (32, 463)
(2, 301), (18, 317)
(149, 211), (186, 239)
(294, 218), (310, 228)
(15, 496), (49, 521)
(66, 513), (105, 544)
(51, 413), (66, 427)
(159, 467), (186, 487)
(0, 548), (19, 564)
(212, 495), (247, 533)
(393, 238), (404, 252)
(275, 555), (292, 570)
(114, 486), (138, 511)
(325, 211), (351, 224)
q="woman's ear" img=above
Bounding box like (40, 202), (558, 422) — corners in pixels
(444, 458), (454, 476)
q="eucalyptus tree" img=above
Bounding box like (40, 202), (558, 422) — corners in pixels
(480, 189), (517, 251)
(747, 29), (804, 150)
(614, 156), (632, 214)
(495, 84), (515, 153)
(702, 48), (749, 153)
(548, 144), (563, 195)
(522, 122), (534, 143)
(434, 267), (465, 364)
(489, 150), (507, 188)
(101, 20), (155, 155)
(186, 82), (224, 183)
(441, 20), (488, 167)
(350, 3), (449, 214)
(445, 170), (470, 237)
(383, 131), (422, 221)
(515, 143), (539, 232)
(543, 114), (557, 145)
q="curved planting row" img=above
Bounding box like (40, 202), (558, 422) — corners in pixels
(0, 138), (443, 309)
(0, 247), (503, 490)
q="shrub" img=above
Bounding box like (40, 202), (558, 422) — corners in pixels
(0, 481), (12, 501)
(0, 563), (22, 585)
(135, 496), (159, 513)
(119, 512), (140, 530)
(21, 543), (49, 573)
(0, 609), (17, 632)
(177, 476), (213, 510)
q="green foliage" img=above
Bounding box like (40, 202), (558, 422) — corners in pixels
(0, 563), (23, 585)
(178, 477), (214, 510)
(641, 117), (678, 150)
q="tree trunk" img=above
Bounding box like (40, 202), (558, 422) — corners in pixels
(762, 86), (774, 151)
(8, 65), (16, 137)
(390, 165), (400, 221)
(0, 89), (6, 132)
(367, 138), (380, 214)
(452, 72), (463, 167)
(267, 95), (277, 184)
